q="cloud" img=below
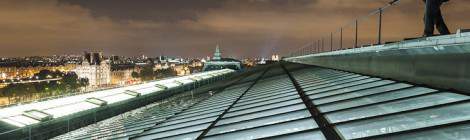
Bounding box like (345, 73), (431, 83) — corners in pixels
(1, 0), (469, 57)
(57, 0), (317, 22)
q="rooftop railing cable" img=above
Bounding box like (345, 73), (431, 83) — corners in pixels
(286, 0), (402, 57)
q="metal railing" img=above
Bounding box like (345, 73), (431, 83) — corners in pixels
(285, 0), (426, 57)
(288, 3), (397, 57)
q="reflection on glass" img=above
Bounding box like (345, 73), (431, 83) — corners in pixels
(317, 87), (435, 113)
(327, 92), (469, 123)
(336, 101), (470, 139)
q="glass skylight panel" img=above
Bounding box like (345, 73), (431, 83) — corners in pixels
(9, 115), (40, 126)
(177, 106), (227, 117)
(313, 83), (413, 105)
(145, 117), (217, 134)
(234, 91), (298, 107)
(124, 90), (141, 97)
(231, 94), (300, 112)
(213, 73), (224, 77)
(92, 88), (128, 98)
(241, 92), (288, 101)
(268, 129), (326, 140)
(301, 75), (366, 91)
(175, 79), (194, 85)
(189, 76), (203, 81)
(137, 122), (211, 139)
(242, 88), (296, 98)
(200, 74), (213, 79)
(205, 118), (318, 140)
(137, 131), (202, 140)
(217, 103), (306, 126)
(336, 101), (470, 139)
(245, 85), (293, 94)
(172, 81), (185, 86)
(0, 92), (98, 118)
(374, 123), (470, 140)
(318, 87), (437, 113)
(134, 87), (162, 95)
(191, 96), (235, 107)
(154, 84), (169, 90)
(158, 82), (180, 89)
(209, 109), (312, 136)
(100, 93), (135, 104)
(43, 102), (99, 118)
(188, 77), (200, 82)
(327, 92), (469, 123)
(190, 100), (232, 110)
(23, 109), (53, 121)
(86, 97), (108, 106)
(1, 118), (26, 127)
(224, 99), (303, 118)
(162, 111), (222, 127)
(302, 76), (373, 93)
(298, 73), (358, 86)
(308, 80), (394, 99)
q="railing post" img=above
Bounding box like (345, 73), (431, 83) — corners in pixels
(311, 43), (314, 54)
(317, 40), (320, 53)
(340, 28), (343, 50)
(378, 8), (383, 45)
(330, 32), (333, 51)
(313, 42), (316, 54)
(321, 38), (324, 52)
(355, 20), (358, 48)
(302, 47), (305, 56)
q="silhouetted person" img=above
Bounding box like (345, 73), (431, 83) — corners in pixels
(423, 0), (450, 37)
(389, 0), (450, 37)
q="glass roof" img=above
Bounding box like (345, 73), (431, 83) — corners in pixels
(47, 64), (470, 140)
(0, 69), (234, 128)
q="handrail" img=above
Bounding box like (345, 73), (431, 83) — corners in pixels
(286, 1), (407, 57)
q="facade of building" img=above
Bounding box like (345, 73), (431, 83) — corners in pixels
(202, 44), (242, 71)
(173, 65), (191, 76)
(73, 52), (111, 87)
(271, 54), (280, 61)
(110, 68), (136, 86)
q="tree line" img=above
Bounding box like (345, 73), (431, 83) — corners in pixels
(0, 70), (88, 105)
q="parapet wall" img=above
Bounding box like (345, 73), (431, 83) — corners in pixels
(286, 30), (470, 93)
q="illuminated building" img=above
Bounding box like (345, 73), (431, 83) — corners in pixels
(73, 52), (111, 87)
(271, 54), (280, 61)
(110, 68), (136, 86)
(202, 44), (242, 71)
(173, 65), (191, 76)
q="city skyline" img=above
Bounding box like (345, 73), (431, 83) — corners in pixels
(2, 0), (470, 57)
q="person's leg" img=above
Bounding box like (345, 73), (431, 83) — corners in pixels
(435, 9), (451, 35)
(424, 0), (439, 36)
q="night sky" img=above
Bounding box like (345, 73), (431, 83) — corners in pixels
(1, 0), (469, 58)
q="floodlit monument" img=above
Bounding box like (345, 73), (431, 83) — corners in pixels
(202, 44), (242, 71)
